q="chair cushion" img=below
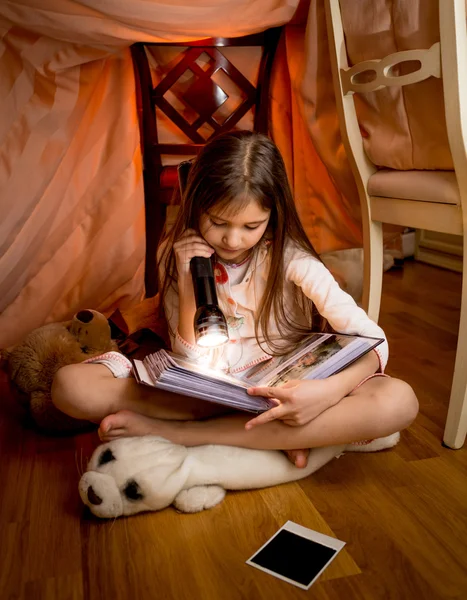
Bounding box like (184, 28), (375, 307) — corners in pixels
(368, 170), (459, 205)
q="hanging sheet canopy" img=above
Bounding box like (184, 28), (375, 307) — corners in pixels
(0, 0), (448, 347)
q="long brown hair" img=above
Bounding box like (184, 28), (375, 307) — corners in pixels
(158, 130), (327, 355)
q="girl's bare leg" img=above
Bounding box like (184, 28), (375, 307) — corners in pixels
(51, 363), (231, 423)
(52, 363), (308, 466)
(98, 376), (418, 449)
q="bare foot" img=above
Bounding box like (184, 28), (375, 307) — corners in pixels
(284, 448), (310, 468)
(98, 410), (170, 441)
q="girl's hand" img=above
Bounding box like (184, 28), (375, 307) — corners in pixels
(245, 379), (341, 429)
(173, 229), (214, 278)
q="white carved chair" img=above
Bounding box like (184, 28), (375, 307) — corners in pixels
(324, 0), (467, 448)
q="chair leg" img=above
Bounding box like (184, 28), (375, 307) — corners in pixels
(143, 174), (166, 298)
(362, 220), (384, 323)
(443, 262), (467, 449)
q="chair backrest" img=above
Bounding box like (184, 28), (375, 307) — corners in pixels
(131, 30), (281, 296)
(324, 0), (467, 197)
(131, 29), (281, 176)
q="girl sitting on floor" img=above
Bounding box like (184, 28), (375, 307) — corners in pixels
(52, 131), (418, 466)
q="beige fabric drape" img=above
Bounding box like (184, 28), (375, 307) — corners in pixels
(272, 4), (364, 255)
(0, 1), (299, 348)
(0, 0), (450, 348)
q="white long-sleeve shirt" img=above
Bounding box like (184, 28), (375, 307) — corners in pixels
(161, 239), (388, 374)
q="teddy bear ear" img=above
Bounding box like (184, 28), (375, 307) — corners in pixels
(0, 347), (11, 362)
(76, 310), (94, 324)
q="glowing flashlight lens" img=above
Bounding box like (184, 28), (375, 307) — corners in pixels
(194, 306), (229, 348)
(196, 331), (229, 348)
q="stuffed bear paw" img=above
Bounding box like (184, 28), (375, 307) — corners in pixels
(173, 485), (226, 513)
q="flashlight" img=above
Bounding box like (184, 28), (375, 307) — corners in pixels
(190, 256), (229, 348)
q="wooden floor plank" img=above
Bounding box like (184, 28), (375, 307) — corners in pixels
(23, 574), (84, 600)
(352, 482), (467, 598)
(300, 478), (438, 599)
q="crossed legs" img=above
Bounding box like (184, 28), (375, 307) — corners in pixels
(52, 364), (418, 456)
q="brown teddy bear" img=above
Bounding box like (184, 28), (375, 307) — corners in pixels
(2, 309), (119, 434)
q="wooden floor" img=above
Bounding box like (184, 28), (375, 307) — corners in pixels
(1, 260), (467, 600)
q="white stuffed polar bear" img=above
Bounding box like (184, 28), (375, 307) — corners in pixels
(79, 433), (400, 519)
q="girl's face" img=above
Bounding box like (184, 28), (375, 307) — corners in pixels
(199, 198), (271, 264)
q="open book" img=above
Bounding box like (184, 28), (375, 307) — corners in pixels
(132, 332), (384, 414)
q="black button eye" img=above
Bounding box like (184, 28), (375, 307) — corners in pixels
(123, 480), (143, 501)
(98, 449), (116, 466)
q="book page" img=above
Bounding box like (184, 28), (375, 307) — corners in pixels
(241, 333), (331, 386)
(264, 334), (380, 387)
(139, 350), (276, 413)
(133, 359), (155, 386)
(164, 352), (250, 389)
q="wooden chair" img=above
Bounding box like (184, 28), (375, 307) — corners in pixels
(130, 29), (281, 297)
(325, 0), (467, 448)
